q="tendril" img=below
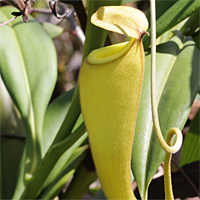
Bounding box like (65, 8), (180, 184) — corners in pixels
(150, 0), (183, 199)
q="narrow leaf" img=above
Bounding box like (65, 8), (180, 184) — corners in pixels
(42, 88), (74, 157)
(180, 109), (200, 167)
(21, 123), (87, 199)
(37, 146), (88, 199)
(180, 9), (200, 36)
(61, 151), (97, 199)
(143, 0), (200, 49)
(1, 138), (25, 199)
(41, 130), (87, 192)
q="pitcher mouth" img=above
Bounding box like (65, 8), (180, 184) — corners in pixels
(88, 38), (135, 65)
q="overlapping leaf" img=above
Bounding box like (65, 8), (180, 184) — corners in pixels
(132, 32), (199, 200)
(0, 6), (57, 175)
(143, 0), (200, 49)
(37, 146), (88, 199)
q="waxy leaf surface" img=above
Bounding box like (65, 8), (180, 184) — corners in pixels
(132, 33), (199, 200)
(0, 7), (57, 174)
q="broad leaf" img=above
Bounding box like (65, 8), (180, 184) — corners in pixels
(132, 33), (199, 200)
(0, 7), (57, 174)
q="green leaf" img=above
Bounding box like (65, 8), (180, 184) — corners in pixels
(41, 89), (86, 192)
(180, 8), (200, 36)
(37, 146), (88, 199)
(145, 0), (178, 25)
(180, 109), (200, 167)
(40, 171), (75, 200)
(132, 33), (199, 200)
(42, 22), (64, 39)
(61, 152), (97, 199)
(0, 7), (57, 175)
(21, 122), (86, 199)
(0, 78), (25, 136)
(143, 0), (200, 49)
(11, 151), (26, 200)
(192, 30), (200, 50)
(42, 88), (74, 157)
(1, 138), (25, 199)
(0, 78), (25, 199)
(41, 128), (87, 192)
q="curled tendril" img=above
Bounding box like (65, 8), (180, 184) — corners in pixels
(150, 0), (183, 199)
